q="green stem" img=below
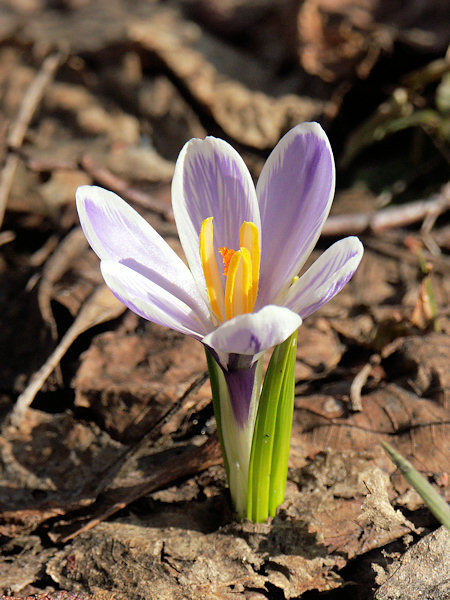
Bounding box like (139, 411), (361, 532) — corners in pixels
(205, 349), (264, 519)
(205, 349), (230, 479)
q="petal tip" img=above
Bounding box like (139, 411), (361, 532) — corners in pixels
(348, 236), (364, 260)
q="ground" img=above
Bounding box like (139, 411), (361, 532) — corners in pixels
(0, 1), (449, 599)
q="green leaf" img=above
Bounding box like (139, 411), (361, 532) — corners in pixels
(382, 441), (450, 530)
(269, 332), (297, 516)
(247, 330), (298, 522)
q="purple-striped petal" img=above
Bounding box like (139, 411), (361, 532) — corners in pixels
(76, 185), (210, 326)
(100, 260), (209, 339)
(203, 305), (301, 367)
(255, 123), (335, 307)
(282, 237), (363, 318)
(172, 136), (260, 300)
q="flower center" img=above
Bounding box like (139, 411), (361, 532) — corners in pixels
(218, 247), (236, 276)
(199, 217), (260, 323)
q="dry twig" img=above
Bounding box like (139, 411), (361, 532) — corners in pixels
(350, 356), (380, 412)
(0, 52), (63, 228)
(322, 183), (450, 237)
(81, 155), (173, 220)
(10, 285), (125, 427)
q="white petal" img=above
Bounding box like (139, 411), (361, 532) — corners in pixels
(171, 136), (260, 301)
(283, 237), (363, 318)
(203, 305), (301, 367)
(100, 260), (210, 339)
(76, 185), (210, 326)
(256, 123), (335, 307)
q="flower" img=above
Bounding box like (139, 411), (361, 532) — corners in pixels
(77, 122), (363, 518)
(77, 122), (362, 372)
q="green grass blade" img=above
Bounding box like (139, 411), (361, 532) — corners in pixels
(269, 331), (297, 516)
(382, 441), (450, 530)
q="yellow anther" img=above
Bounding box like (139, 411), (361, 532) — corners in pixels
(199, 217), (225, 322)
(199, 217), (260, 323)
(240, 221), (260, 306)
(225, 248), (253, 320)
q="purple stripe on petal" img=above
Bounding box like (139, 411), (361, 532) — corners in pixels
(172, 137), (260, 299)
(202, 305), (301, 359)
(76, 186), (211, 327)
(100, 260), (208, 340)
(282, 237), (363, 319)
(256, 123), (335, 307)
(120, 257), (211, 331)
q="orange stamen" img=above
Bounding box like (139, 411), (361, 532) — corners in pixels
(219, 247), (236, 275)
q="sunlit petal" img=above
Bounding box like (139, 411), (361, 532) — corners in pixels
(76, 185), (210, 326)
(100, 260), (209, 340)
(172, 136), (260, 302)
(203, 305), (301, 366)
(283, 237), (363, 318)
(256, 123), (335, 307)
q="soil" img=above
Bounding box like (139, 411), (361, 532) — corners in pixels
(0, 1), (449, 599)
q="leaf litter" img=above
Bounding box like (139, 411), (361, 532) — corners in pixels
(0, 0), (449, 598)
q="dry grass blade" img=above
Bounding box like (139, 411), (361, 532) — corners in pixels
(37, 227), (88, 339)
(10, 285), (125, 427)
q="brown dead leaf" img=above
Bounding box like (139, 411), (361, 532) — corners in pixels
(297, 0), (392, 82)
(73, 324), (210, 442)
(357, 468), (418, 533)
(286, 448), (419, 558)
(296, 320), (344, 379)
(0, 410), (123, 538)
(297, 0), (449, 83)
(48, 435), (221, 544)
(294, 383), (449, 470)
(138, 75), (206, 160)
(374, 526), (450, 600)
(383, 333), (450, 408)
(0, 536), (55, 596)
(46, 514), (341, 600)
(37, 170), (91, 212)
(129, 10), (325, 150)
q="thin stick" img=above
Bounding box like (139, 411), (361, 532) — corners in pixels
(0, 52), (62, 227)
(10, 285), (125, 427)
(81, 155), (173, 220)
(349, 363), (372, 412)
(321, 183), (450, 237)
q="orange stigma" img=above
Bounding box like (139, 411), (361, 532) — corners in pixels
(219, 247), (236, 275)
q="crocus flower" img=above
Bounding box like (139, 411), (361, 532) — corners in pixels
(76, 122), (363, 517)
